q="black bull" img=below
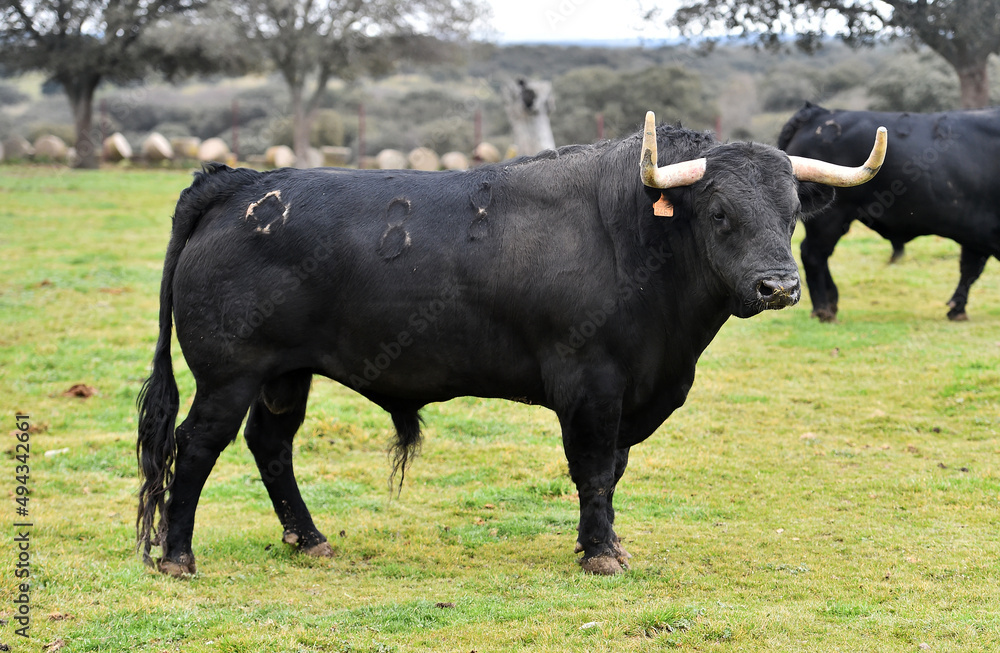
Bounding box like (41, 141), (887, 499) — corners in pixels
(780, 102), (1000, 321)
(137, 115), (884, 576)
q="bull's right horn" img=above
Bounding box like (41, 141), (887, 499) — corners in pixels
(789, 127), (888, 187)
(640, 111), (707, 189)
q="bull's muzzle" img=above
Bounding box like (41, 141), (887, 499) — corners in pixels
(757, 277), (801, 308)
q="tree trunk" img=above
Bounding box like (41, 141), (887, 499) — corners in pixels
(290, 86), (313, 166)
(956, 59), (990, 109)
(65, 75), (101, 169)
(501, 78), (556, 157)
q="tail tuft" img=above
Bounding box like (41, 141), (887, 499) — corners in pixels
(135, 343), (179, 565)
(388, 411), (423, 495)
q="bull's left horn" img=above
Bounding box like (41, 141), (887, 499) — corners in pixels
(789, 126), (888, 187)
(640, 111), (706, 189)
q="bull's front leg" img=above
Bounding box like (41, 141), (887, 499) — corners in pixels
(800, 214), (850, 322)
(556, 374), (629, 575)
(573, 447), (632, 566)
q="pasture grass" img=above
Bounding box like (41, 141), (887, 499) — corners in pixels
(1, 164), (999, 652)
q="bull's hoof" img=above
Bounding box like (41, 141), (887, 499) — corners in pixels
(947, 310), (969, 321)
(576, 539), (631, 559)
(283, 530), (333, 557)
(158, 553), (196, 578)
(614, 541), (633, 561)
(580, 554), (627, 575)
(302, 541), (334, 557)
(576, 538), (631, 575)
(811, 308), (838, 323)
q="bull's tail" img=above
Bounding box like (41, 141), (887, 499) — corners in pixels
(136, 163), (256, 564)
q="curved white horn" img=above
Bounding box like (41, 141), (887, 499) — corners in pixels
(789, 126), (888, 187)
(640, 111), (706, 189)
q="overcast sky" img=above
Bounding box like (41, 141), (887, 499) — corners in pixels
(484, 0), (682, 44)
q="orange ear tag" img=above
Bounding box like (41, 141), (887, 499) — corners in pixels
(653, 194), (674, 217)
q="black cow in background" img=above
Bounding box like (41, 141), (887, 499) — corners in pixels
(137, 112), (885, 578)
(779, 102), (1000, 321)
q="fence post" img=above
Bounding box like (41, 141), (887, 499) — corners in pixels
(232, 99), (240, 161)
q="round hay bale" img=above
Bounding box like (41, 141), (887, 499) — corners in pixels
(441, 151), (470, 171)
(472, 141), (501, 164)
(102, 132), (133, 162)
(321, 145), (352, 167)
(142, 132), (174, 161)
(34, 134), (69, 162)
(408, 146), (440, 171)
(375, 148), (408, 170)
(0, 141), (4, 162)
(3, 135), (35, 160)
(198, 137), (230, 162)
(171, 137), (201, 159)
(266, 145), (296, 168)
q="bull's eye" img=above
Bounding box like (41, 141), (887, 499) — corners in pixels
(712, 212), (726, 222)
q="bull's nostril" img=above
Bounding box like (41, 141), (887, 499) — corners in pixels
(758, 280), (780, 297)
(758, 278), (800, 301)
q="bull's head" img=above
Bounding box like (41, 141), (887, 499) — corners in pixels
(639, 111), (887, 318)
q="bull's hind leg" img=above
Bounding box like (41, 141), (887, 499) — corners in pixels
(244, 370), (332, 557)
(947, 246), (989, 321)
(159, 379), (260, 577)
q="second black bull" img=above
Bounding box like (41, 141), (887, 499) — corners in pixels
(780, 102), (1000, 321)
(137, 112), (886, 577)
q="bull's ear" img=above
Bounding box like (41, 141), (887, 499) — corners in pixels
(797, 181), (835, 220)
(643, 185), (687, 219)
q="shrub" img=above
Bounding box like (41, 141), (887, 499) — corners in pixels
(0, 84), (29, 106)
(868, 51), (960, 112)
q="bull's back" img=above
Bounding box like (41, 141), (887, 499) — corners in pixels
(170, 165), (612, 400)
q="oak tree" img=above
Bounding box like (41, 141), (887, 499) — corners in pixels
(231, 0), (487, 163)
(0, 0), (239, 168)
(670, 0), (1000, 109)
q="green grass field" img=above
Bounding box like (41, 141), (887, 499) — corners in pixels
(1, 164), (998, 652)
